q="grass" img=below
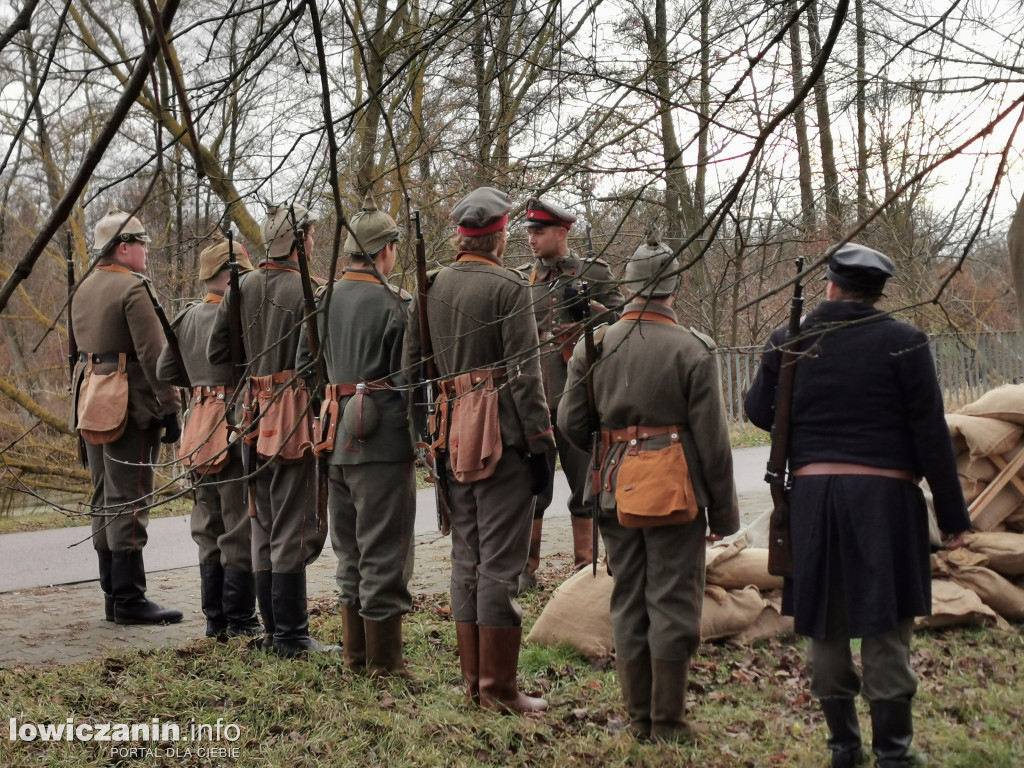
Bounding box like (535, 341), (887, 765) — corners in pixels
(0, 498), (191, 535)
(1, 585), (1022, 767)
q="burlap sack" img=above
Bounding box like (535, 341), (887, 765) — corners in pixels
(725, 599), (794, 647)
(959, 451), (997, 483)
(916, 578), (1008, 630)
(933, 550), (1024, 621)
(957, 384), (1024, 426)
(945, 413), (1023, 459)
(965, 532), (1024, 576)
(701, 585), (767, 642)
(525, 565), (614, 660)
(704, 539), (784, 591)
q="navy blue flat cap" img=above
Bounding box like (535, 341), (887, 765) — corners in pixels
(826, 243), (895, 295)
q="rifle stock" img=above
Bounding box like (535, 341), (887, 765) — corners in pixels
(225, 227), (247, 391)
(764, 257), (805, 577)
(139, 275), (190, 390)
(581, 280), (601, 576)
(66, 234), (87, 469)
(413, 211), (452, 536)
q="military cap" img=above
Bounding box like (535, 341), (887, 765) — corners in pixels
(449, 187), (512, 236)
(344, 193), (401, 256)
(199, 238), (254, 280)
(261, 201), (317, 259)
(624, 227), (679, 298)
(826, 243), (895, 296)
(92, 201), (150, 256)
(524, 197), (576, 230)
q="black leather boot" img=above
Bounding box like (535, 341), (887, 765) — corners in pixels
(870, 698), (918, 767)
(97, 550), (114, 622)
(255, 570), (275, 650)
(111, 550), (183, 625)
(270, 571), (340, 658)
(616, 654), (653, 739)
(820, 698), (868, 768)
(223, 569), (262, 638)
(199, 561), (227, 637)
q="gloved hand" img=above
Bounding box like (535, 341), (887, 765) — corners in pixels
(562, 282), (587, 322)
(527, 452), (552, 496)
(161, 413), (181, 444)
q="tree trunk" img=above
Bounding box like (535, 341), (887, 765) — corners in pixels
(807, 0), (841, 238)
(788, 1), (816, 233)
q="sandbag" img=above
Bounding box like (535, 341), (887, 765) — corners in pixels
(959, 451), (997, 483)
(916, 578), (1008, 630)
(946, 413), (1023, 459)
(525, 564), (614, 660)
(704, 539), (784, 591)
(725, 600), (794, 647)
(701, 585), (766, 642)
(957, 384), (1024, 426)
(933, 550), (1024, 621)
(965, 532), (1024, 576)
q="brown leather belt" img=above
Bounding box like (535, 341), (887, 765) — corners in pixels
(438, 367), (507, 397)
(793, 462), (916, 482)
(325, 377), (394, 399)
(600, 424), (680, 449)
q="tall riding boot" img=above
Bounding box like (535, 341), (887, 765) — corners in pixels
(97, 550), (114, 622)
(650, 657), (694, 743)
(821, 698), (868, 768)
(365, 616), (411, 678)
(478, 625), (547, 713)
(111, 550), (183, 625)
(270, 571), (341, 658)
(571, 515), (594, 571)
(869, 698), (917, 767)
(341, 603), (367, 671)
(255, 570), (275, 650)
(199, 561), (227, 637)
(616, 654), (653, 739)
(456, 622), (480, 704)
(517, 519), (544, 594)
(222, 569), (262, 638)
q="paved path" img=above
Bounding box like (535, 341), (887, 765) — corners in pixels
(0, 447), (772, 669)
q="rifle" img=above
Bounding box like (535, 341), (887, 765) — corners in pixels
(292, 209), (329, 536)
(581, 280), (601, 576)
(66, 234), (87, 469)
(224, 226), (247, 390)
(764, 257), (805, 577)
(413, 211), (453, 536)
(138, 275), (190, 390)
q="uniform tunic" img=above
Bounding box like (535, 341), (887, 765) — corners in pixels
(296, 268), (416, 621)
(156, 292), (251, 571)
(743, 300), (971, 640)
(207, 262), (324, 574)
(558, 301), (738, 660)
(72, 265), (180, 552)
(520, 252), (624, 517)
(405, 251), (555, 626)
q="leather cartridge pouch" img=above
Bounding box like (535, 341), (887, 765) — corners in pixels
(249, 371), (314, 462)
(614, 426), (699, 529)
(447, 369), (503, 483)
(76, 354), (129, 445)
(178, 386), (231, 476)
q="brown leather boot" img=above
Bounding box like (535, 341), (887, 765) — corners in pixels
(341, 603), (366, 671)
(616, 654), (653, 738)
(650, 657), (694, 743)
(456, 622), (480, 703)
(571, 515), (595, 571)
(478, 626), (547, 713)
(365, 616), (410, 678)
(517, 519), (543, 594)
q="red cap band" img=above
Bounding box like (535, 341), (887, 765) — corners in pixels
(458, 214), (508, 236)
(525, 208), (572, 229)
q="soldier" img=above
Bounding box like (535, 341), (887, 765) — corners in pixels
(517, 197), (624, 592)
(207, 201), (338, 657)
(72, 202), (183, 625)
(744, 244), (971, 768)
(405, 187), (555, 712)
(558, 231), (739, 742)
(156, 236), (261, 639)
(296, 194), (415, 676)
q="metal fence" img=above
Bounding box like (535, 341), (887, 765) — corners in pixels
(716, 331), (1024, 425)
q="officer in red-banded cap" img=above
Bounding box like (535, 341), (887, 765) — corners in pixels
(516, 196), (624, 591)
(404, 186), (555, 713)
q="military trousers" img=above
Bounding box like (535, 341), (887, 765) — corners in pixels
(190, 452), (252, 571)
(534, 418), (590, 519)
(87, 420), (161, 552)
(599, 507), (708, 661)
(250, 458), (325, 574)
(447, 449), (535, 627)
(328, 460), (416, 621)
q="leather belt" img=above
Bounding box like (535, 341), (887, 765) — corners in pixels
(600, 424), (679, 449)
(325, 378), (394, 399)
(793, 462), (916, 482)
(438, 366), (507, 397)
(79, 352), (137, 364)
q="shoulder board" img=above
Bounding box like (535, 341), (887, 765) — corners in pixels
(581, 256), (610, 268)
(130, 271), (151, 285)
(314, 283), (328, 299)
(426, 266), (446, 286)
(688, 327), (716, 351)
(514, 262), (534, 275)
(389, 283), (413, 300)
(313, 275), (327, 286)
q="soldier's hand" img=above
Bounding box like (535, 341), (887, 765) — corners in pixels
(527, 452), (551, 496)
(161, 413), (181, 444)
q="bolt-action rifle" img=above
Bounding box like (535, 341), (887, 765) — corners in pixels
(763, 257), (805, 577)
(581, 278), (601, 577)
(66, 234), (88, 469)
(224, 226), (247, 391)
(413, 211), (452, 536)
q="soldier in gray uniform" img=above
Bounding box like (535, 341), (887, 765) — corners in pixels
(157, 237), (261, 638)
(207, 202), (338, 657)
(296, 195), (415, 676)
(559, 232), (739, 742)
(405, 187), (555, 712)
(517, 197), (624, 591)
(72, 203), (183, 625)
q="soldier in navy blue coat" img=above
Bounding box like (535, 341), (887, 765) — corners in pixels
(744, 243), (971, 768)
